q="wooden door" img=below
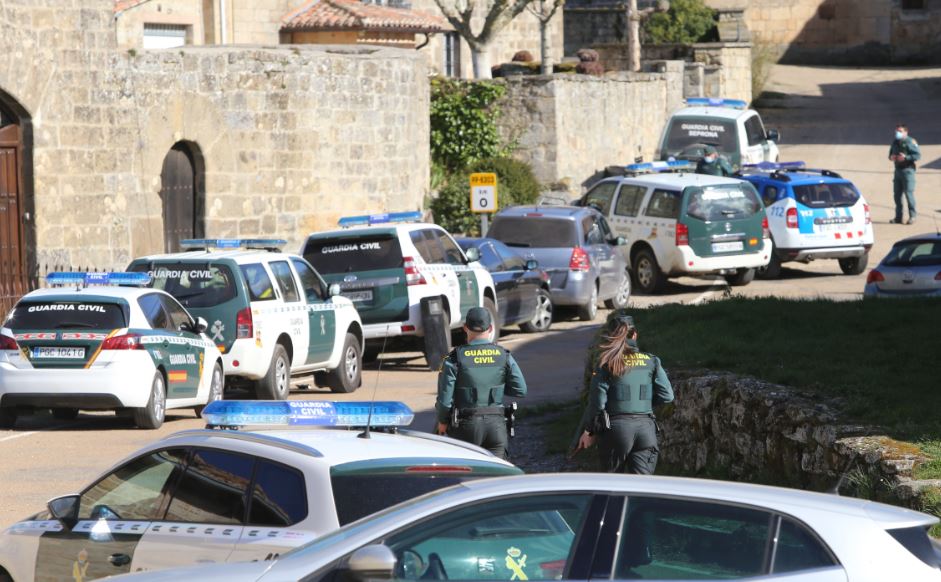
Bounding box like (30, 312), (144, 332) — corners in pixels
(0, 123), (27, 317)
(160, 144), (199, 253)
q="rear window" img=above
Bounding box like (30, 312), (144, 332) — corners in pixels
(883, 240), (941, 267)
(132, 263), (237, 308)
(489, 217), (578, 248)
(665, 117), (737, 154)
(685, 183), (762, 221)
(304, 235), (403, 274)
(887, 526), (941, 569)
(5, 301), (126, 330)
(793, 182), (860, 208)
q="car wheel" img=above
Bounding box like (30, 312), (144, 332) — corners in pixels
(51, 408), (79, 421)
(604, 272), (632, 309)
(520, 288), (553, 333)
(756, 252), (782, 280)
(633, 249), (665, 294)
(194, 362), (224, 417)
(577, 283), (598, 321)
(839, 253), (868, 275)
(725, 268), (756, 286)
(483, 297), (500, 339)
(325, 333), (362, 394)
(256, 344), (290, 400)
(134, 371), (166, 430)
(0, 408), (17, 429)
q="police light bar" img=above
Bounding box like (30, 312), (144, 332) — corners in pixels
(338, 210), (423, 228)
(742, 161), (806, 172)
(625, 160), (696, 174)
(46, 272), (152, 286)
(686, 97), (748, 109)
(180, 239), (287, 250)
(201, 400), (415, 429)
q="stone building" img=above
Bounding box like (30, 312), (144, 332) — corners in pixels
(0, 0), (430, 314)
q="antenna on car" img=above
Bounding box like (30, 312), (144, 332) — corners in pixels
(827, 453), (858, 496)
(358, 326), (391, 439)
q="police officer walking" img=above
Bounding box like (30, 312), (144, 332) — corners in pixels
(695, 146), (733, 177)
(572, 315), (673, 474)
(889, 123), (921, 225)
(435, 307), (527, 459)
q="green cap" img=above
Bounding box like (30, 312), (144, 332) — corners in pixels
(612, 313), (634, 328)
(704, 145), (718, 156)
(465, 307), (492, 332)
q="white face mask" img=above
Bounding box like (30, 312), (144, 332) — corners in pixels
(705, 156), (717, 164)
(895, 130), (905, 140)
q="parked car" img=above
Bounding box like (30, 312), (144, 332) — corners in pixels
(576, 162), (772, 294)
(487, 206), (632, 321)
(0, 400), (521, 582)
(456, 237), (553, 333)
(109, 473), (941, 582)
(658, 97), (781, 170)
(864, 233), (941, 298)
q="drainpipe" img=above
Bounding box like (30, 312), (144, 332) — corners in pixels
(220, 0), (229, 44)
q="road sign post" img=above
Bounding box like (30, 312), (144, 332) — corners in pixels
(469, 172), (497, 236)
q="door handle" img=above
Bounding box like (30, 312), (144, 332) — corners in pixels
(109, 553), (131, 567)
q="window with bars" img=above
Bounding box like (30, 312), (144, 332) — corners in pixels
(143, 23), (189, 49)
(443, 32), (461, 78)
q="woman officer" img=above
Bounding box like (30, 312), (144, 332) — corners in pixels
(573, 315), (674, 474)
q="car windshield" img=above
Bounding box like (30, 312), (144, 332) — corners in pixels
(684, 183), (762, 221)
(665, 117), (737, 154)
(489, 217), (578, 248)
(4, 301), (126, 330)
(883, 240), (941, 267)
(131, 263), (238, 308)
(792, 182), (860, 208)
(304, 235), (403, 274)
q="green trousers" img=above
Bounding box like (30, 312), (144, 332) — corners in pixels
(598, 416), (659, 474)
(448, 413), (508, 460)
(893, 168), (917, 221)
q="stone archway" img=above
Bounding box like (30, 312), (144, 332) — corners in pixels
(0, 89), (34, 316)
(159, 141), (205, 252)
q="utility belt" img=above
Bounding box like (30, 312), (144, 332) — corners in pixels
(456, 406), (505, 418)
(449, 404), (518, 437)
(895, 161), (917, 171)
(592, 411), (661, 435)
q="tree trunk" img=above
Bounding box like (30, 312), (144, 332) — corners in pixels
(539, 15), (552, 75)
(471, 45), (493, 79)
(627, 0), (641, 72)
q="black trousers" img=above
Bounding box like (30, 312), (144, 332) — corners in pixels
(448, 414), (508, 460)
(598, 416), (659, 474)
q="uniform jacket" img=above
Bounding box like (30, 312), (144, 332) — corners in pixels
(890, 136), (921, 171)
(696, 156), (733, 177)
(435, 338), (527, 423)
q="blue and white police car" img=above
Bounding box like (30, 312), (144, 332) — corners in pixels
(0, 272), (224, 429)
(738, 162), (874, 278)
(0, 400), (521, 582)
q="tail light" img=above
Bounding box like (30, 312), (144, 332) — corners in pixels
(866, 270), (885, 284)
(761, 216), (770, 239)
(403, 256), (427, 286)
(540, 560), (566, 576)
(101, 333), (144, 350)
(404, 465), (473, 473)
(675, 222), (689, 246)
(935, 271), (941, 281)
(236, 307), (253, 339)
(786, 207), (798, 229)
(569, 247), (590, 271)
(0, 334), (18, 350)
(864, 203), (871, 225)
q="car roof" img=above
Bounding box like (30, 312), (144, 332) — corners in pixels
(18, 286), (157, 302)
(607, 172), (745, 189)
(135, 249), (300, 264)
(741, 172), (852, 187)
(308, 222), (439, 239)
(892, 232), (941, 245)
(669, 106), (751, 121)
(495, 205), (597, 219)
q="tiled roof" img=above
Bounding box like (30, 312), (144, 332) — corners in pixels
(282, 0), (450, 34)
(114, 0), (151, 14)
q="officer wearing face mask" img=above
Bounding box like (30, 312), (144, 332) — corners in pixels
(889, 123), (921, 225)
(695, 146), (733, 177)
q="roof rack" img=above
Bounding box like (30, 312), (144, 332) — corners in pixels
(180, 239), (286, 252)
(338, 210), (423, 228)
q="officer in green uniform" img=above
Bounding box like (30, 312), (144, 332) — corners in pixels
(695, 146), (733, 177)
(572, 314), (673, 474)
(435, 307), (527, 459)
(888, 123), (921, 225)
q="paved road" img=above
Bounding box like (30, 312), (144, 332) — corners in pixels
(2, 65), (940, 528)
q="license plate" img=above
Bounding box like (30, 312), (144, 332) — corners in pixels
(711, 241), (744, 253)
(31, 347), (86, 359)
(342, 290), (374, 303)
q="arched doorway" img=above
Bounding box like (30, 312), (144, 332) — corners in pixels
(0, 90), (34, 316)
(159, 141), (205, 252)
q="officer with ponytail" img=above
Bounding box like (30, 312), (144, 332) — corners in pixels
(572, 314), (674, 474)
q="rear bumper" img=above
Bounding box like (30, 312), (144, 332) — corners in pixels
(222, 339), (270, 379)
(669, 240), (772, 275)
(864, 285), (941, 298)
(0, 358), (154, 409)
(777, 245), (868, 262)
(547, 270), (594, 306)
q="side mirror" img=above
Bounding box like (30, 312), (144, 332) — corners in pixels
(348, 544), (397, 581)
(47, 494), (80, 529)
(194, 316), (208, 334)
(464, 247), (480, 262)
(525, 259), (539, 271)
(616, 236), (628, 246)
(767, 128), (780, 142)
(329, 283), (341, 297)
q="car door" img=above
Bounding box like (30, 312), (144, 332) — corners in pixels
(138, 293), (199, 398)
(435, 230), (480, 321)
(157, 294), (204, 398)
(268, 260), (314, 370)
(291, 258), (334, 366)
(583, 215), (617, 298)
(132, 448), (257, 572)
(410, 229), (461, 325)
(32, 448), (187, 581)
(494, 241), (533, 324)
(640, 189), (682, 268)
(743, 114), (769, 165)
(610, 184), (646, 243)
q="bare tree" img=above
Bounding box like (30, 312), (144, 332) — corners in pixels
(526, 0), (565, 75)
(434, 0), (536, 79)
(627, 0), (669, 72)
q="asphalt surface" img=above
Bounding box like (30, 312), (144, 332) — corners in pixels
(2, 65), (940, 529)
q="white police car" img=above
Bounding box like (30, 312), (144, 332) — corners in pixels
(738, 162), (875, 278)
(658, 98), (781, 170)
(0, 400), (521, 582)
(129, 240), (364, 397)
(0, 272), (224, 429)
(301, 212), (497, 366)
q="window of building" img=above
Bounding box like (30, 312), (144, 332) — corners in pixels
(143, 23), (189, 50)
(443, 32), (461, 78)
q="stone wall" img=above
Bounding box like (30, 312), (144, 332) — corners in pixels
(1, 0), (429, 272)
(496, 63), (684, 187)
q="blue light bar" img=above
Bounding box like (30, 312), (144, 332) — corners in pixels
(626, 160), (696, 174)
(686, 97), (748, 109)
(338, 210), (423, 228)
(180, 239), (287, 250)
(742, 161), (806, 172)
(46, 272), (152, 286)
(201, 400), (415, 428)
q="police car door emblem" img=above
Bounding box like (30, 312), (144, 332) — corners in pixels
(725, 222), (732, 232)
(505, 547), (528, 580)
(210, 320), (225, 342)
(344, 274), (357, 283)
